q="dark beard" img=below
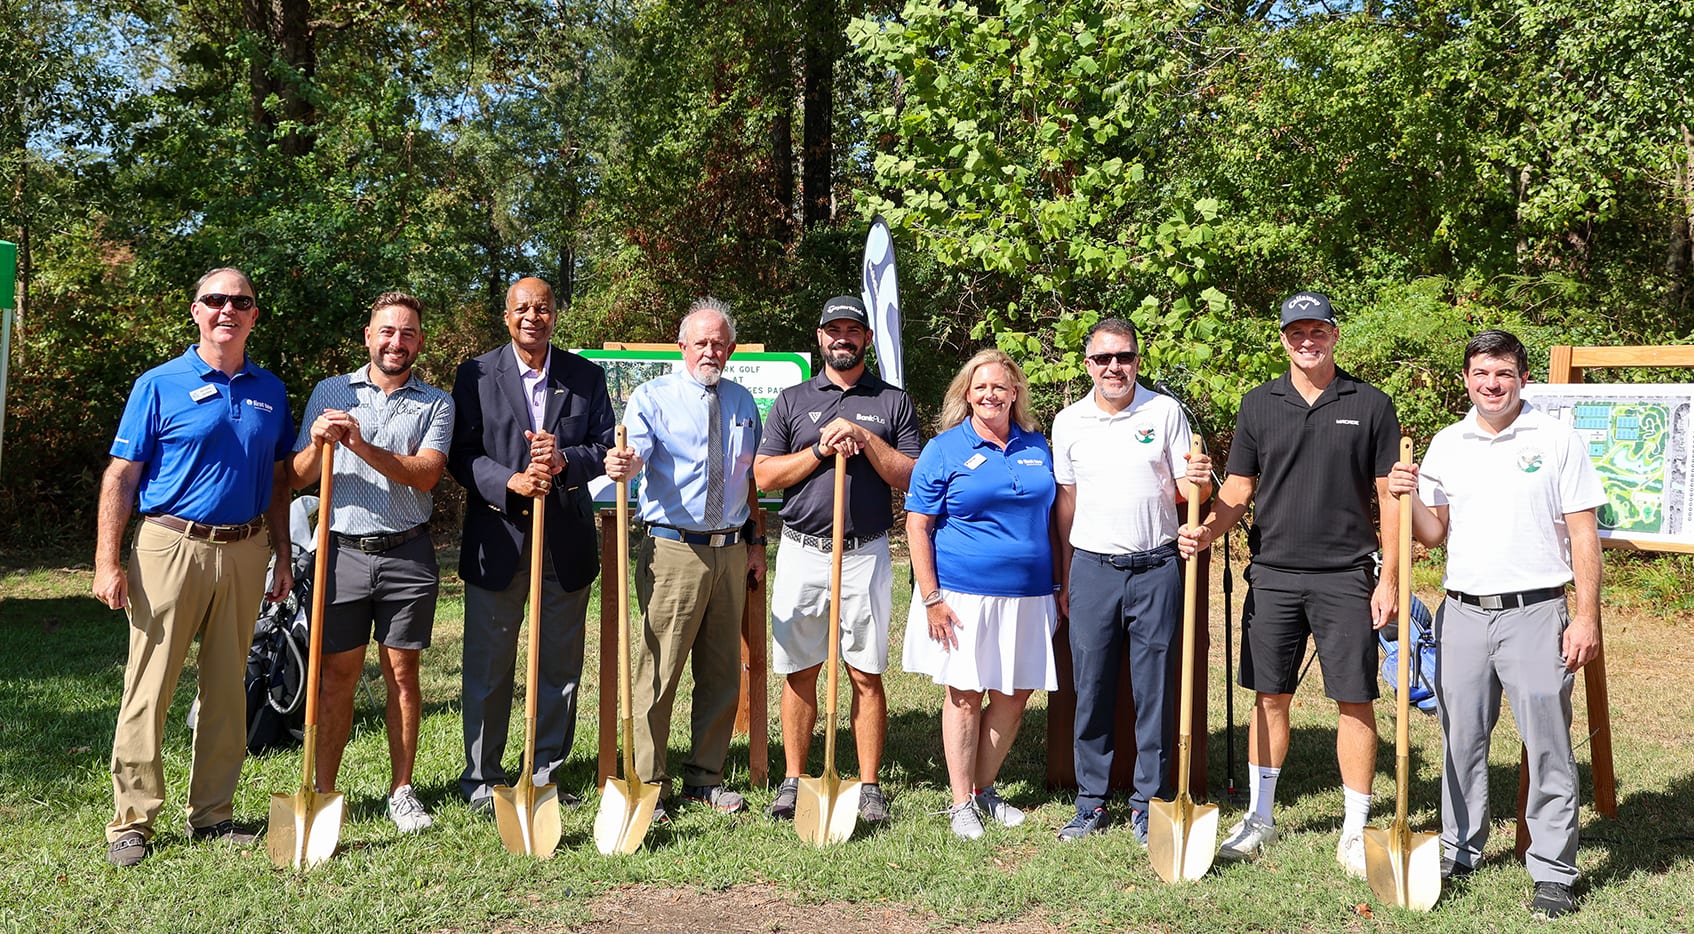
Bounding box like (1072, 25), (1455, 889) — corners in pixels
(826, 347), (864, 371)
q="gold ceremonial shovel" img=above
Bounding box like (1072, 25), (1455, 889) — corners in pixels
(1148, 433), (1220, 883)
(594, 426), (662, 854)
(795, 451), (861, 845)
(1363, 437), (1442, 910)
(492, 486), (562, 859)
(268, 444), (346, 869)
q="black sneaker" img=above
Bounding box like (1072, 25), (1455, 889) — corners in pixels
(106, 831), (149, 868)
(1057, 807), (1107, 841)
(187, 820), (258, 846)
(1442, 857), (1475, 881)
(858, 783), (890, 823)
(681, 783), (746, 813)
(767, 777), (800, 821)
(1530, 881), (1576, 919)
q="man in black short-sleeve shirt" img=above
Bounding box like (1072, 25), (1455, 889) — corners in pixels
(1178, 291), (1400, 878)
(753, 296), (922, 824)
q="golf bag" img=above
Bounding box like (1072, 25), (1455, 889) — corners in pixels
(1379, 594), (1438, 714)
(243, 496), (319, 753)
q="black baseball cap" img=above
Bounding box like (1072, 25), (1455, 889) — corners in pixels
(819, 295), (869, 327)
(1279, 291), (1336, 328)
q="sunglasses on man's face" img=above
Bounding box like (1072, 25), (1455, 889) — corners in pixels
(197, 293), (255, 311)
(1086, 351), (1140, 367)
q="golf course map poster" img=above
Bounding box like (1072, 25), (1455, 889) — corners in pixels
(1520, 383), (1694, 549)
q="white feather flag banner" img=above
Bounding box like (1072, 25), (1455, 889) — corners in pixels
(861, 215), (904, 389)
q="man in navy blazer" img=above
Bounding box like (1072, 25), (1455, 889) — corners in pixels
(449, 276), (615, 809)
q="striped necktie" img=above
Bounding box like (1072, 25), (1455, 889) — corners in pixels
(704, 384), (724, 529)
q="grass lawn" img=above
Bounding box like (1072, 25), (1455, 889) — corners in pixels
(1, 544), (1691, 932)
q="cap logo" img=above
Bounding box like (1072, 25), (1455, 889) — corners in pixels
(1287, 295), (1325, 313)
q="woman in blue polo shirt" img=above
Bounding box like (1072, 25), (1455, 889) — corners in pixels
(904, 349), (1059, 841)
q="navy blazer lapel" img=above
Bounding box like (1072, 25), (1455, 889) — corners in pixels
(492, 344), (532, 435)
(542, 344), (570, 430)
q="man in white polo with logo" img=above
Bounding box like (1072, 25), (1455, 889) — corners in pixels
(753, 296), (921, 824)
(1052, 317), (1210, 843)
(1388, 329), (1603, 919)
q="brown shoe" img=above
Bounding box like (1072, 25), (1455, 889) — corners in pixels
(107, 831), (150, 867)
(188, 820), (258, 846)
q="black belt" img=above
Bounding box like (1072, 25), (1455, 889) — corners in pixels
(781, 525), (889, 554)
(1447, 587), (1565, 611)
(334, 524), (429, 554)
(1076, 542), (1178, 571)
(144, 514), (265, 543)
(647, 524), (743, 547)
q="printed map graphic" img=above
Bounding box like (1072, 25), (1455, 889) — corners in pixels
(1521, 385), (1693, 546)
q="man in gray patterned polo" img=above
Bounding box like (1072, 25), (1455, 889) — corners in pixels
(291, 292), (455, 833)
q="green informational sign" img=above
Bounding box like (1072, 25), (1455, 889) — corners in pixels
(1520, 384), (1694, 548)
(0, 241), (15, 309)
(576, 349), (812, 505)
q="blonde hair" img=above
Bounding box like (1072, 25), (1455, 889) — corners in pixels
(938, 349), (1036, 433)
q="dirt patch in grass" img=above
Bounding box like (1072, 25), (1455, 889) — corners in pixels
(488, 884), (1061, 933)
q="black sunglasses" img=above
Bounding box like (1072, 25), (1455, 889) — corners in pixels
(1086, 351), (1140, 367)
(197, 293), (255, 311)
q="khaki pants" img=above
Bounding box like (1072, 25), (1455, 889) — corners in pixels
(107, 520), (270, 840)
(632, 536), (747, 789)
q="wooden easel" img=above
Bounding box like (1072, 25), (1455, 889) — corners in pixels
(1512, 344), (1694, 857)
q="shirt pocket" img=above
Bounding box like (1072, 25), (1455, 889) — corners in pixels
(729, 420), (758, 470)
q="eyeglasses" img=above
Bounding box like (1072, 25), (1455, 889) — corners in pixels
(197, 293), (255, 311)
(1086, 351), (1140, 367)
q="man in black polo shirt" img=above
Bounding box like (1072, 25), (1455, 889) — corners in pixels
(753, 296), (922, 824)
(1178, 291), (1400, 879)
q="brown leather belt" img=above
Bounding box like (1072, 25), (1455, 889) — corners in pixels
(144, 514), (266, 543)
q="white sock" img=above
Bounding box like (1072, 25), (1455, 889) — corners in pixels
(1342, 785), (1372, 837)
(1249, 765), (1281, 824)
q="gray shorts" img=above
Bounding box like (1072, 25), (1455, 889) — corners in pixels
(770, 535), (892, 675)
(321, 531), (439, 653)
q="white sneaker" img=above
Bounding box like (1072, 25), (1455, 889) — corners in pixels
(973, 785), (1026, 828)
(388, 784), (434, 834)
(1337, 828), (1366, 879)
(1218, 812), (1278, 861)
(947, 800), (986, 841)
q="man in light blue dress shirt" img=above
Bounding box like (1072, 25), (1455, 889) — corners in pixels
(604, 297), (765, 818)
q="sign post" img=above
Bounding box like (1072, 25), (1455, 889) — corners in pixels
(0, 240), (17, 479)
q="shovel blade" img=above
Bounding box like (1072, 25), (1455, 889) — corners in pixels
(593, 776), (663, 856)
(492, 775), (561, 860)
(794, 773), (861, 846)
(1364, 823), (1443, 911)
(1146, 795), (1220, 883)
(266, 787), (345, 869)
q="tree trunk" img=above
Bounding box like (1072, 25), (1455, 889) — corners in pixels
(243, 0), (317, 157)
(1668, 124), (1694, 314)
(800, 0), (838, 230)
(767, 8), (795, 245)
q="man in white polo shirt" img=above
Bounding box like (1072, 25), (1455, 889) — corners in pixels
(1388, 329), (1604, 919)
(1052, 317), (1210, 842)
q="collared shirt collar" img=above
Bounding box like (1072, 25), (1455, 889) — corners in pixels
(807, 367), (888, 394)
(183, 345), (254, 380)
(962, 417), (1027, 449)
(510, 342), (551, 378)
(349, 364), (424, 395)
(1268, 366), (1357, 403)
(1457, 400), (1539, 441)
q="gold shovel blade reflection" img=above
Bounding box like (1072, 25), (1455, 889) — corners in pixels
(593, 774), (662, 856)
(492, 772), (561, 860)
(1364, 823), (1442, 911)
(794, 772), (861, 846)
(266, 787), (344, 869)
(1147, 794), (1220, 882)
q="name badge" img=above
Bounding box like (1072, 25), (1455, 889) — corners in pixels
(964, 453), (987, 470)
(189, 385), (219, 403)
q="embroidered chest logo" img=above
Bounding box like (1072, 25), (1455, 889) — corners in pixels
(1135, 425), (1156, 444)
(1517, 449), (1545, 473)
(1334, 418), (1360, 426)
(808, 411), (822, 423)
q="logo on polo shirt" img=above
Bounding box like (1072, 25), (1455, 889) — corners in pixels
(808, 411), (822, 423)
(855, 413), (886, 425)
(246, 399), (275, 413)
(1016, 457), (1045, 466)
(1135, 425), (1156, 444)
(1335, 418), (1360, 426)
(1518, 448), (1545, 473)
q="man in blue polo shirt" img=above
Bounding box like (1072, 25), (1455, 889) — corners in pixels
(291, 291), (454, 834)
(94, 267), (295, 867)
(604, 297), (765, 820)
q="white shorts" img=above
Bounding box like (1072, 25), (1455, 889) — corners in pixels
(902, 588), (1058, 693)
(770, 535), (893, 675)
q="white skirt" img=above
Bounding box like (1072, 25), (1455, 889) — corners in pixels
(902, 588), (1058, 693)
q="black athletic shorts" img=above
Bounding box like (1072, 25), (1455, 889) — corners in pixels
(1239, 563), (1379, 703)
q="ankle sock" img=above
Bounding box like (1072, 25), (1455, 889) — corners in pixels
(1342, 785), (1372, 837)
(1249, 765), (1281, 824)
